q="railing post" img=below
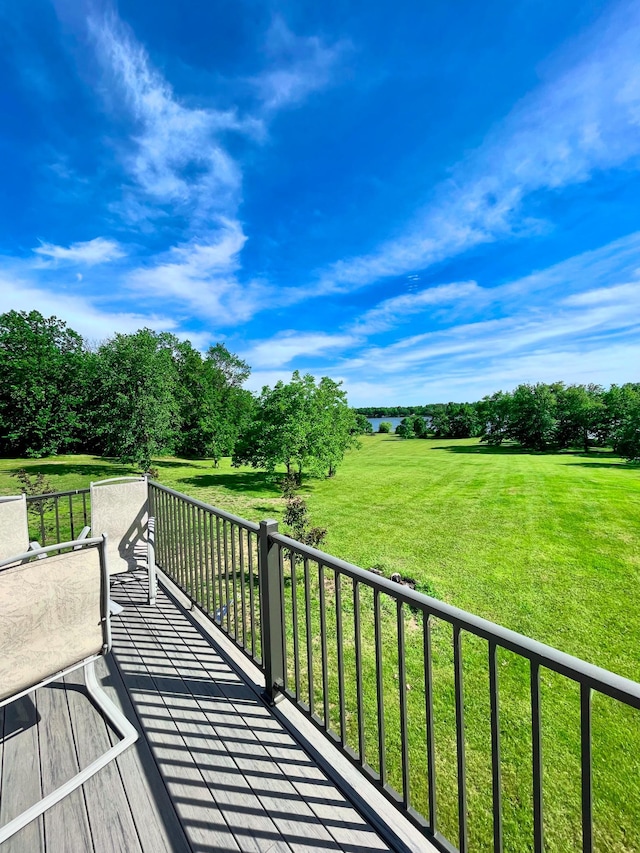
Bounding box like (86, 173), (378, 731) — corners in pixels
(259, 519), (284, 704)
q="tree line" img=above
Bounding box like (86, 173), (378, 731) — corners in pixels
(384, 385), (640, 459)
(0, 310), (360, 477)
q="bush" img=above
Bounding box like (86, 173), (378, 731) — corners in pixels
(378, 421), (392, 433)
(283, 495), (327, 550)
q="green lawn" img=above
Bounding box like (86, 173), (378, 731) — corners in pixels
(1, 436), (638, 852)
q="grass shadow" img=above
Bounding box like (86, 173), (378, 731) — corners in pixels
(180, 471), (282, 496)
(1, 461), (132, 481)
(431, 443), (530, 455)
(568, 462), (633, 469)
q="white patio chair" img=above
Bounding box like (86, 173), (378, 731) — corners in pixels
(90, 476), (157, 605)
(0, 494), (46, 561)
(0, 535), (138, 843)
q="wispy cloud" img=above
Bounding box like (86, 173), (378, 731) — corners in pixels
(241, 330), (360, 369)
(248, 231), (640, 403)
(313, 0), (640, 293)
(34, 237), (125, 266)
(254, 16), (349, 112)
(89, 11), (259, 226)
(0, 271), (177, 343)
(126, 219), (267, 323)
(351, 281), (481, 334)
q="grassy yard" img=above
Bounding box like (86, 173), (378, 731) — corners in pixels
(1, 436), (638, 852)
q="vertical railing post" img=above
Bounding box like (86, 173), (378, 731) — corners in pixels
(259, 519), (284, 704)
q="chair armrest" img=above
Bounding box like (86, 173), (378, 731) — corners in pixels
(73, 526), (92, 549)
(29, 541), (48, 560)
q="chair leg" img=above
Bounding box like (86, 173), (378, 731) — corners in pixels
(0, 660), (138, 844)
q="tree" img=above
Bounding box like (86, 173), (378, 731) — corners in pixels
(508, 383), (557, 450)
(378, 421), (392, 434)
(94, 329), (180, 469)
(354, 413), (373, 435)
(607, 384), (640, 460)
(430, 407), (451, 438)
(478, 391), (512, 445)
(554, 384), (605, 452)
(412, 416), (428, 437)
(0, 310), (87, 456)
(395, 417), (415, 438)
(175, 342), (252, 465)
(234, 371), (357, 480)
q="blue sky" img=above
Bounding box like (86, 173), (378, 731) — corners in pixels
(1, 0), (639, 404)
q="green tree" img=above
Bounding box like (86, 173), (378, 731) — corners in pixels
(412, 415), (428, 437)
(554, 384), (605, 452)
(606, 384), (640, 460)
(378, 421), (392, 434)
(175, 342), (252, 466)
(430, 407), (451, 438)
(396, 417), (415, 438)
(478, 391), (513, 445)
(234, 371), (356, 480)
(354, 413), (373, 434)
(0, 310), (87, 456)
(94, 329), (180, 469)
(508, 383), (557, 450)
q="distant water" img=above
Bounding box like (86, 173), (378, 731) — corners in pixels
(367, 417), (403, 432)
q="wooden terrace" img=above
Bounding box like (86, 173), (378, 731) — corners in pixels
(0, 571), (428, 853)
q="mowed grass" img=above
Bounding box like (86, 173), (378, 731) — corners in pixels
(1, 436), (639, 851)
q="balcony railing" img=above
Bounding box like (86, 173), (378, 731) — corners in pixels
(23, 482), (640, 853)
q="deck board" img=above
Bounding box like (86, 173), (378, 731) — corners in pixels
(0, 575), (394, 853)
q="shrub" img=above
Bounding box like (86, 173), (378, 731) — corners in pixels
(283, 495), (327, 550)
(378, 421), (392, 433)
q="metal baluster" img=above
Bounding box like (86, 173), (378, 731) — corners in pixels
(55, 497), (61, 543)
(290, 551), (300, 700)
(202, 508), (210, 614)
(454, 625), (468, 853)
(197, 506), (205, 607)
(216, 516), (224, 626)
(335, 571), (346, 746)
(489, 642), (503, 853)
(38, 500), (45, 545)
(208, 513), (216, 617)
(374, 588), (386, 786)
(230, 524), (239, 640)
(223, 520), (231, 634)
(531, 660), (544, 853)
(239, 527), (247, 649)
(279, 546), (287, 690)
(318, 562), (330, 728)
(353, 580), (365, 764)
(67, 494), (73, 539)
(248, 531), (257, 660)
(397, 600), (410, 808)
(424, 613), (437, 833)
(581, 684), (593, 853)
(305, 557), (315, 715)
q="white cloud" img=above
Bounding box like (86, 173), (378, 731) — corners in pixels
(241, 330), (360, 369)
(89, 11), (260, 227)
(34, 237), (125, 266)
(313, 0), (640, 294)
(0, 273), (178, 343)
(254, 16), (349, 111)
(351, 281), (481, 334)
(126, 219), (274, 323)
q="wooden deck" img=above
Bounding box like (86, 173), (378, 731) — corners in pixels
(0, 575), (402, 853)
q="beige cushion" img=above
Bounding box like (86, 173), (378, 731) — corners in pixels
(0, 548), (104, 702)
(91, 480), (148, 576)
(0, 496), (29, 562)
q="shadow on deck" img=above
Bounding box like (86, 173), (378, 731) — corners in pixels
(0, 576), (408, 853)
